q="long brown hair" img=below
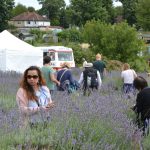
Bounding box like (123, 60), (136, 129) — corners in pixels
(20, 66), (46, 100)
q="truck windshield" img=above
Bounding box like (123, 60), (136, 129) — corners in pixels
(58, 52), (73, 61)
(47, 52), (55, 61)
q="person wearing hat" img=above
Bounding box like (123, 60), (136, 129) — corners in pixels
(93, 53), (106, 79)
(82, 58), (87, 67)
(57, 62), (75, 91)
(78, 63), (102, 95)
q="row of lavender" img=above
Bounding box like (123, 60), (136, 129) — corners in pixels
(0, 69), (149, 149)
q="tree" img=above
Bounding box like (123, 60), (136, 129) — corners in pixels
(11, 4), (28, 17)
(116, 0), (137, 26)
(102, 0), (114, 23)
(83, 21), (145, 67)
(57, 27), (82, 43)
(70, 0), (110, 26)
(136, 0), (150, 31)
(27, 7), (35, 12)
(37, 0), (65, 25)
(0, 0), (14, 31)
(113, 6), (123, 23)
(59, 7), (74, 28)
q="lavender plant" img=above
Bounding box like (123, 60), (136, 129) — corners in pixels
(0, 69), (147, 150)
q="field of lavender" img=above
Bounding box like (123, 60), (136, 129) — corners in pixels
(0, 69), (150, 150)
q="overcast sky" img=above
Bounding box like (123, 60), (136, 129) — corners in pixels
(14, 0), (122, 10)
(14, 0), (70, 9)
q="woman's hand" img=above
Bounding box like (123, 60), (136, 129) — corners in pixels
(39, 102), (55, 111)
(46, 101), (55, 109)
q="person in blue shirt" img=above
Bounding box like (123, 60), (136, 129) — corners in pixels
(57, 62), (75, 91)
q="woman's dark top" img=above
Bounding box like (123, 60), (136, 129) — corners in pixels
(136, 87), (150, 121)
(57, 69), (74, 85)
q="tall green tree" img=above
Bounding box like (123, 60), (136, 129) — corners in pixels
(113, 6), (124, 23)
(102, 0), (114, 23)
(70, 0), (110, 26)
(11, 4), (27, 17)
(136, 0), (150, 31)
(83, 21), (145, 64)
(0, 0), (14, 31)
(37, 0), (65, 25)
(117, 0), (137, 25)
(27, 7), (36, 12)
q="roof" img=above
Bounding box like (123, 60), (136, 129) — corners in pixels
(36, 46), (73, 52)
(11, 12), (49, 21)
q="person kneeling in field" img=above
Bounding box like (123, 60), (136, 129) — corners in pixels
(16, 66), (54, 128)
(132, 76), (150, 136)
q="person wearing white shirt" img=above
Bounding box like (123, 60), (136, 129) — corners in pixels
(82, 58), (87, 67)
(121, 63), (137, 94)
(78, 63), (102, 95)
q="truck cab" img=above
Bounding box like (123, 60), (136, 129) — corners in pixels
(37, 46), (75, 70)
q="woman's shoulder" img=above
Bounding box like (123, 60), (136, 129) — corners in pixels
(17, 87), (25, 94)
(16, 87), (27, 99)
(41, 85), (49, 91)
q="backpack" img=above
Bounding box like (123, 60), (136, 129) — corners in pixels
(83, 68), (98, 89)
(60, 80), (79, 94)
(60, 80), (70, 91)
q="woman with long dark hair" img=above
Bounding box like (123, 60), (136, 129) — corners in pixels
(16, 66), (54, 127)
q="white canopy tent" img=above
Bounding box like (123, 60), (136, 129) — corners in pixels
(0, 30), (43, 73)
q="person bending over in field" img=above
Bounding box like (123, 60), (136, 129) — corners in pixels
(16, 66), (54, 128)
(132, 76), (150, 136)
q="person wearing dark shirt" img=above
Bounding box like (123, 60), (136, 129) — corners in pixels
(133, 76), (150, 135)
(93, 53), (106, 79)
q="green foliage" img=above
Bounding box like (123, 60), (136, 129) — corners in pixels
(57, 27), (82, 43)
(130, 56), (148, 72)
(70, 0), (110, 26)
(28, 29), (53, 46)
(136, 0), (150, 31)
(68, 44), (87, 65)
(0, 0), (14, 32)
(113, 6), (123, 18)
(67, 43), (94, 66)
(27, 7), (35, 12)
(117, 0), (137, 26)
(11, 4), (27, 17)
(51, 18), (60, 26)
(143, 133), (150, 149)
(107, 60), (123, 71)
(30, 29), (46, 41)
(59, 8), (72, 28)
(37, 0), (65, 26)
(83, 21), (145, 71)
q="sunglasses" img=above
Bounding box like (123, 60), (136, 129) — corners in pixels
(27, 75), (39, 79)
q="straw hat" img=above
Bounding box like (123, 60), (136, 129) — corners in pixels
(83, 63), (93, 68)
(61, 62), (71, 68)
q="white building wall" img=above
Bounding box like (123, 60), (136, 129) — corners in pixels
(37, 21), (50, 26)
(24, 21), (50, 27)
